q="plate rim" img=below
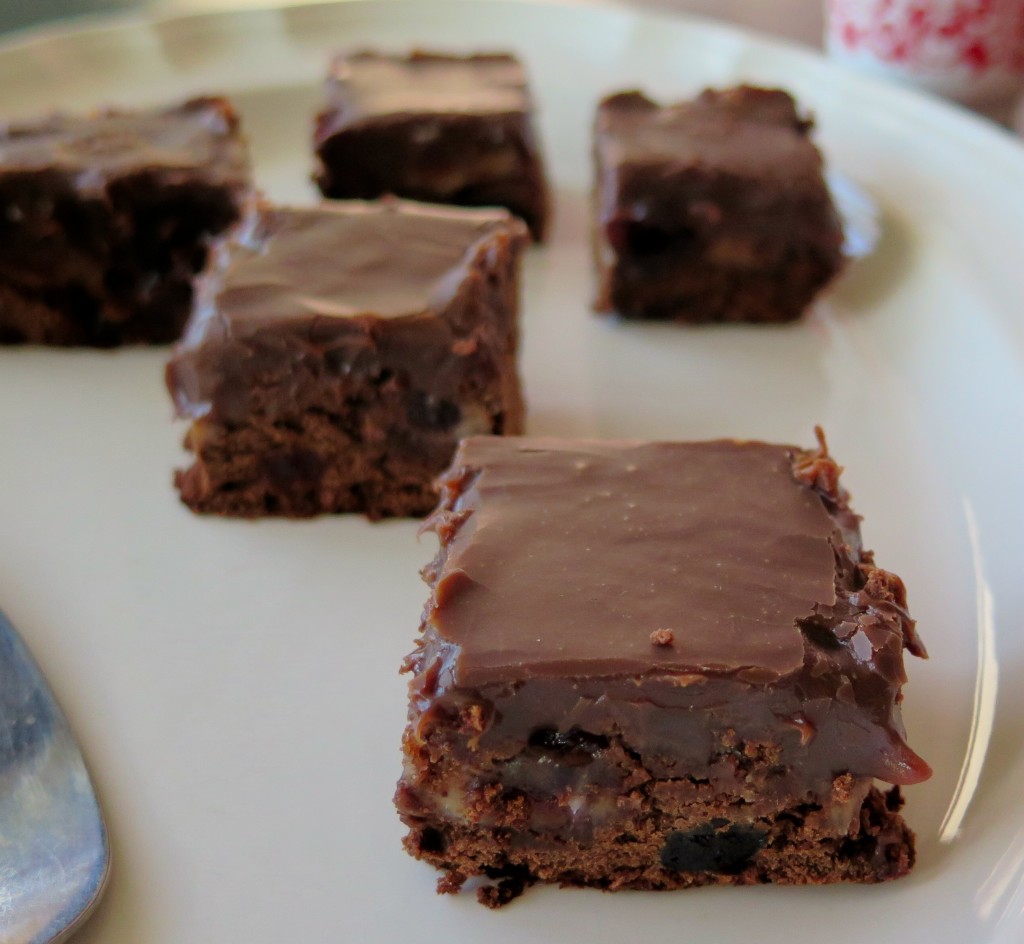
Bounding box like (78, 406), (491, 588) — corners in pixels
(2, 0), (1023, 182)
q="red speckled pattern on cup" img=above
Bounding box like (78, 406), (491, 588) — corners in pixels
(826, 0), (1024, 112)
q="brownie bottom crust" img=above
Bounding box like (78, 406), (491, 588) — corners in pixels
(400, 785), (914, 908)
(175, 446), (438, 519)
(174, 390), (519, 519)
(176, 421), (449, 520)
(595, 239), (842, 323)
(0, 278), (194, 347)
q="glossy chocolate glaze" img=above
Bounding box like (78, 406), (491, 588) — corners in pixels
(168, 199), (527, 427)
(403, 436), (930, 827)
(319, 51), (529, 125)
(596, 87), (819, 183)
(0, 97), (248, 191)
(206, 200), (522, 329)
(429, 439), (838, 682)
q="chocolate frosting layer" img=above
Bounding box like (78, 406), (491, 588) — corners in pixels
(596, 87), (821, 184)
(204, 200), (521, 329)
(593, 86), (844, 256)
(0, 97), (249, 192)
(167, 200), (527, 425)
(408, 436), (931, 790)
(427, 438), (835, 684)
(320, 51), (529, 128)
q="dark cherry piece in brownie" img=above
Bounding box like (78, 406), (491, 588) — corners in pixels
(314, 51), (549, 241)
(396, 434), (930, 905)
(0, 97), (251, 346)
(166, 199), (528, 519)
(593, 86), (846, 322)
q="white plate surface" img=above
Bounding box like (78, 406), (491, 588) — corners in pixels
(1, 2), (1022, 941)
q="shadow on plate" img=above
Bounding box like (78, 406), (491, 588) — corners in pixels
(831, 204), (916, 313)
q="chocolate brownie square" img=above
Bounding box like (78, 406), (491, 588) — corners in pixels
(314, 51), (549, 240)
(593, 87), (845, 322)
(0, 97), (252, 346)
(166, 199), (528, 519)
(396, 434), (930, 905)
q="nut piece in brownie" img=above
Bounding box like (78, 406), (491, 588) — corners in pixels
(166, 199), (528, 519)
(593, 86), (845, 322)
(314, 51), (549, 241)
(0, 97), (252, 346)
(396, 434), (930, 905)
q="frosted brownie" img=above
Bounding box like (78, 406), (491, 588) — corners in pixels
(593, 87), (845, 322)
(0, 97), (251, 345)
(314, 51), (549, 240)
(166, 199), (527, 519)
(396, 434), (930, 905)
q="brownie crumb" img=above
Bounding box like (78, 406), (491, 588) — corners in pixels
(458, 702), (488, 735)
(477, 870), (531, 908)
(832, 772), (855, 805)
(436, 872), (466, 895)
(650, 628), (674, 646)
(884, 786), (905, 813)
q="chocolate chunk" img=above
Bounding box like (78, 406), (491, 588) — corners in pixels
(660, 825), (768, 874)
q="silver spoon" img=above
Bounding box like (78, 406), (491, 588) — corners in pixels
(0, 609), (110, 943)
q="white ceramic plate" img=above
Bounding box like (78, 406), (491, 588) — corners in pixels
(1, 2), (1022, 941)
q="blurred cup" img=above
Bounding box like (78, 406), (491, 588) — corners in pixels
(825, 0), (1024, 123)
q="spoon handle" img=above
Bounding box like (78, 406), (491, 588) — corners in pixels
(0, 610), (110, 944)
